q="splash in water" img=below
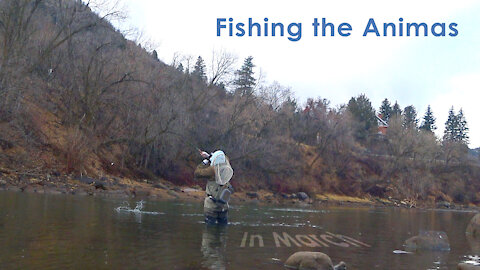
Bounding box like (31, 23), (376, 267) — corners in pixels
(115, 200), (163, 215)
(462, 255), (480, 265)
(393, 250), (412, 254)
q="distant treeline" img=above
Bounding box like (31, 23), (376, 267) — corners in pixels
(0, 0), (479, 204)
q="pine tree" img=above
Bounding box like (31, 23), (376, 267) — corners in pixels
(420, 105), (436, 132)
(457, 109), (469, 143)
(392, 101), (402, 117)
(192, 56), (207, 81)
(379, 98), (392, 122)
(403, 105), (418, 128)
(347, 94), (377, 141)
(176, 63), (184, 73)
(234, 56), (256, 96)
(443, 107), (458, 142)
(152, 50), (159, 61)
(443, 107), (468, 144)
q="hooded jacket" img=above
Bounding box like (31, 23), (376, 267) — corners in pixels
(194, 162), (230, 212)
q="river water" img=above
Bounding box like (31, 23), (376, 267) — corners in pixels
(0, 191), (478, 269)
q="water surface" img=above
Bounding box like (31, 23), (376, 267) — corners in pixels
(0, 191), (478, 269)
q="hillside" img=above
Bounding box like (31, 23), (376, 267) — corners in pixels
(0, 0), (479, 207)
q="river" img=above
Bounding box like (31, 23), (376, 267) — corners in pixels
(0, 191), (478, 269)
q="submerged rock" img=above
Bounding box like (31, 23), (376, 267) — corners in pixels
(458, 263), (480, 270)
(285, 251), (346, 270)
(404, 231), (450, 252)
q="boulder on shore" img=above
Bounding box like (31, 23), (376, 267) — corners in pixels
(285, 251), (346, 270)
(297, 192), (309, 201)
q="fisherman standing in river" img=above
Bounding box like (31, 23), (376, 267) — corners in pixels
(194, 150), (234, 225)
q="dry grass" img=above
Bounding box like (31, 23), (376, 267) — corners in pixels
(315, 193), (374, 204)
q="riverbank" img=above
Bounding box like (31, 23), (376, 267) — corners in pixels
(0, 169), (477, 211)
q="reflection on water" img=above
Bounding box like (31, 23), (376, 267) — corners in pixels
(201, 225), (228, 270)
(0, 191), (479, 269)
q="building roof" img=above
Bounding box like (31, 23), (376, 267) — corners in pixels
(376, 114), (388, 127)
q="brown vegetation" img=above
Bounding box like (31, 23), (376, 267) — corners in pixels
(0, 0), (479, 206)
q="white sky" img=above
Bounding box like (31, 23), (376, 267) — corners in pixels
(101, 0), (480, 148)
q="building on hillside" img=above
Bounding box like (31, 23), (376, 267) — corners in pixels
(376, 114), (388, 135)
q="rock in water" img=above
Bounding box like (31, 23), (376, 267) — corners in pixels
(404, 231), (450, 252)
(285, 251), (346, 270)
(467, 214), (480, 238)
(458, 263), (480, 270)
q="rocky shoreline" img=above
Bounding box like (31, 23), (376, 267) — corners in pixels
(0, 171), (478, 211)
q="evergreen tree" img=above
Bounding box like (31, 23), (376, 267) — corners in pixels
(444, 107), (458, 142)
(176, 63), (184, 73)
(234, 56), (256, 96)
(420, 105), (436, 132)
(177, 63), (183, 72)
(379, 98), (392, 122)
(457, 109), (469, 143)
(443, 107), (468, 144)
(403, 105), (418, 128)
(192, 56), (207, 81)
(347, 94), (377, 141)
(392, 101), (402, 117)
(152, 50), (159, 61)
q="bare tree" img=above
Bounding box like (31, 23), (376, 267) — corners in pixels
(0, 0), (43, 118)
(258, 81), (293, 111)
(209, 49), (236, 87)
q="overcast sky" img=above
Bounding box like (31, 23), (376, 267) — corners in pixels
(99, 0), (480, 148)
